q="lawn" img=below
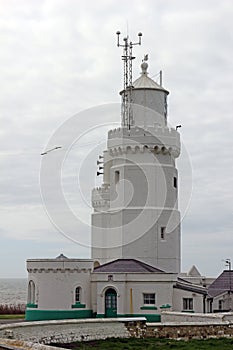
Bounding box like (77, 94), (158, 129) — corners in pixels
(54, 337), (233, 349)
(0, 314), (24, 319)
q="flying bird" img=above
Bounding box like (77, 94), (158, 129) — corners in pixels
(41, 146), (62, 156)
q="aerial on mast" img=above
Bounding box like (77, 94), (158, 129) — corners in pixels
(116, 31), (142, 130)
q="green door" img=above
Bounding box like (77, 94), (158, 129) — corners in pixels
(105, 288), (117, 317)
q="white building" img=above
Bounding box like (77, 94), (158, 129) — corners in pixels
(26, 43), (208, 321)
(91, 58), (181, 273)
(26, 255), (207, 321)
(207, 270), (233, 313)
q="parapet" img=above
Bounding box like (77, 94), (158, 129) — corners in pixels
(27, 259), (94, 273)
(92, 185), (110, 210)
(107, 126), (180, 158)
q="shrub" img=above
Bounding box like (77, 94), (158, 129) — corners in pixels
(0, 303), (26, 314)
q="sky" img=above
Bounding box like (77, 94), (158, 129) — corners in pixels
(0, 0), (232, 278)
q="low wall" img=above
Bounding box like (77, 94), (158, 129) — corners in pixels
(0, 318), (144, 345)
(0, 338), (67, 350)
(161, 311), (233, 323)
(145, 322), (233, 340)
(0, 317), (233, 345)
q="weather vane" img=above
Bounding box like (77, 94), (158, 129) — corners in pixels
(116, 31), (142, 130)
(225, 259), (231, 270)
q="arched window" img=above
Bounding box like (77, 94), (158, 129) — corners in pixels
(75, 286), (81, 303)
(28, 280), (35, 304)
(115, 170), (120, 184)
(94, 260), (100, 268)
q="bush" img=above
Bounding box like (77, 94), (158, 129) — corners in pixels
(0, 303), (26, 314)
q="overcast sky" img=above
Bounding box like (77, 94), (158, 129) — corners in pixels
(0, 0), (232, 278)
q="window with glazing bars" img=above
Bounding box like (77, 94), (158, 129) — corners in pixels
(75, 287), (81, 303)
(183, 298), (193, 310)
(143, 293), (156, 305)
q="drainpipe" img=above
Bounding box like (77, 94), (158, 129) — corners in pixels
(130, 288), (133, 315)
(203, 294), (206, 313)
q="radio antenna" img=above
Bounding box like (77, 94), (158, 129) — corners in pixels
(116, 31), (142, 130)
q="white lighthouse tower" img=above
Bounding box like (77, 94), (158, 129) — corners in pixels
(91, 33), (181, 273)
(26, 33), (210, 322)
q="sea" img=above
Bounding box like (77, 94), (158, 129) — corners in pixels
(0, 279), (27, 305)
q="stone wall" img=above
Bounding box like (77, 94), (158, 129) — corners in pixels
(0, 338), (68, 350)
(161, 311), (233, 323)
(0, 317), (233, 345)
(144, 322), (233, 340)
(0, 319), (137, 345)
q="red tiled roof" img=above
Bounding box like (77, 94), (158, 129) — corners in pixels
(93, 259), (164, 273)
(208, 270), (233, 297)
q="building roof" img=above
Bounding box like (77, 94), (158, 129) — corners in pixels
(94, 259), (164, 273)
(55, 253), (69, 260)
(132, 60), (169, 93)
(133, 74), (163, 90)
(208, 270), (233, 297)
(188, 265), (202, 277)
(174, 278), (207, 295)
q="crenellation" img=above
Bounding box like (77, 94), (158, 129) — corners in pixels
(108, 125), (177, 138)
(107, 144), (179, 157)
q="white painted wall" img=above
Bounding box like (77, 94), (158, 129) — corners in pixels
(211, 292), (233, 312)
(92, 272), (177, 316)
(92, 69), (181, 273)
(172, 288), (204, 313)
(27, 259), (93, 310)
(92, 128), (181, 272)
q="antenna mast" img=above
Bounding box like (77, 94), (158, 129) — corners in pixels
(116, 31), (142, 130)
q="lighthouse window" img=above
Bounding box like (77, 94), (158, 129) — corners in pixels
(115, 170), (120, 184)
(161, 227), (166, 240)
(75, 287), (81, 303)
(173, 177), (177, 188)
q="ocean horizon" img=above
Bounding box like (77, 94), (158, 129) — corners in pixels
(0, 278), (27, 305)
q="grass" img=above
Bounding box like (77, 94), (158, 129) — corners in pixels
(54, 337), (233, 349)
(0, 314), (25, 319)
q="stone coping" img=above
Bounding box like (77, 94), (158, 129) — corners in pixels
(147, 321), (232, 326)
(0, 317), (146, 330)
(0, 338), (67, 350)
(160, 311), (233, 324)
(162, 311), (233, 318)
(27, 259), (93, 262)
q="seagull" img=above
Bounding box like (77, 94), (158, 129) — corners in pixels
(41, 146), (62, 156)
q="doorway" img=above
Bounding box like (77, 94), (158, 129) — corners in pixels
(105, 288), (117, 317)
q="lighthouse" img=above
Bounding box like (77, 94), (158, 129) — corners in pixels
(91, 33), (181, 273)
(26, 32), (211, 322)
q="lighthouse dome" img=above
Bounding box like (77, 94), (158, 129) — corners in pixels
(133, 61), (169, 94)
(128, 58), (169, 127)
